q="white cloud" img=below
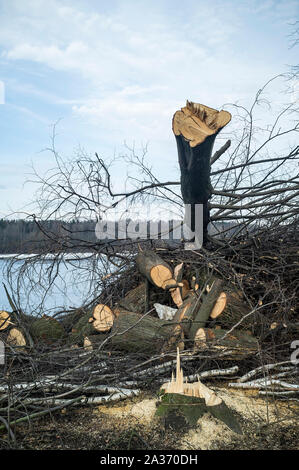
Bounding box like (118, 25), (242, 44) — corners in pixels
(0, 0), (232, 82)
(4, 42), (94, 74)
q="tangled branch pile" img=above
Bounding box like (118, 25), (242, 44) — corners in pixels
(0, 78), (298, 444)
(0, 218), (298, 441)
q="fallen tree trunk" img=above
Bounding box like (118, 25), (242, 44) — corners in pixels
(69, 305), (114, 345)
(188, 271), (254, 330)
(30, 316), (64, 343)
(161, 278), (246, 351)
(161, 291), (201, 352)
(0, 313), (36, 350)
(176, 291), (201, 335)
(212, 290), (254, 331)
(189, 279), (224, 340)
(67, 313), (92, 345)
(117, 283), (147, 313)
(60, 308), (89, 334)
(173, 101), (231, 244)
(110, 310), (184, 354)
(170, 262), (184, 307)
(193, 327), (258, 355)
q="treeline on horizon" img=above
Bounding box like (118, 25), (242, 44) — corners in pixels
(0, 219), (97, 254)
(0, 219), (237, 254)
(0, 218), (185, 254)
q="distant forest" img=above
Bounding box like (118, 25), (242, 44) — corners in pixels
(0, 219), (97, 254)
(0, 219), (236, 254)
(0, 219), (184, 254)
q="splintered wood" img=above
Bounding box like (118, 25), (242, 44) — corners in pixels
(161, 348), (221, 405)
(172, 101), (231, 147)
(170, 262), (184, 307)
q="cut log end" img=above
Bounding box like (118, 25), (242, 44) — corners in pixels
(92, 304), (114, 332)
(7, 327), (27, 347)
(194, 327), (207, 348)
(83, 334), (107, 351)
(136, 251), (175, 290)
(0, 311), (12, 331)
(170, 287), (183, 307)
(83, 336), (93, 351)
(210, 292), (227, 319)
(150, 265), (174, 289)
(172, 101), (231, 147)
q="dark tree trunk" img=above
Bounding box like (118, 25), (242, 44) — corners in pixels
(173, 101), (231, 245)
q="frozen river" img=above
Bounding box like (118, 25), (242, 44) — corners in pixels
(0, 254), (108, 315)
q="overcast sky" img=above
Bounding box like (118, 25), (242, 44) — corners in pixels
(0, 0), (298, 217)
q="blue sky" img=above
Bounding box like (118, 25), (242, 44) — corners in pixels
(0, 0), (298, 217)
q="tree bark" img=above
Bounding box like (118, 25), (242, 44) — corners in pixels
(110, 310), (183, 354)
(189, 279), (224, 340)
(30, 317), (64, 343)
(193, 327), (258, 354)
(118, 283), (147, 313)
(69, 313), (97, 344)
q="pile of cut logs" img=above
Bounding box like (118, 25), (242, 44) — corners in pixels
(0, 250), (259, 358)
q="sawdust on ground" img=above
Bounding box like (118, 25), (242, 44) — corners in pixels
(95, 386), (298, 450)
